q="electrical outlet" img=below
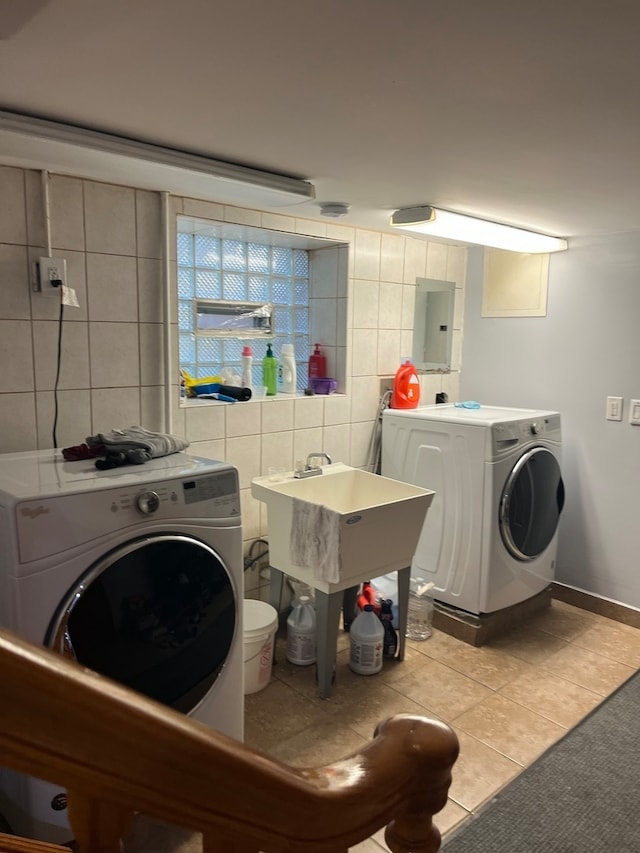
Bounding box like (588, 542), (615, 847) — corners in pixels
(606, 396), (623, 421)
(37, 257), (67, 297)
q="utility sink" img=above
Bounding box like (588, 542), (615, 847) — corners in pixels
(251, 463), (434, 593)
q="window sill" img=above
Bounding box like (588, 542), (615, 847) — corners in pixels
(180, 392), (344, 407)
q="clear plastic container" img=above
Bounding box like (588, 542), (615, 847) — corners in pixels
(406, 578), (435, 641)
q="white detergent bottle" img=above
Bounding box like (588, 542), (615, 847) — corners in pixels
(286, 595), (316, 665)
(280, 343), (297, 394)
(349, 604), (384, 675)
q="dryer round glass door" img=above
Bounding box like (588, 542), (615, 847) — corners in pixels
(45, 534), (237, 714)
(499, 447), (565, 562)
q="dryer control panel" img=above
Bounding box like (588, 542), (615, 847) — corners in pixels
(492, 414), (561, 455)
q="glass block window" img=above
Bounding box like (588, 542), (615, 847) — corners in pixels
(178, 228), (310, 392)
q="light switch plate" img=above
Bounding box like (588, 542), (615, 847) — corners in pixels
(606, 396), (623, 421)
(629, 399), (640, 426)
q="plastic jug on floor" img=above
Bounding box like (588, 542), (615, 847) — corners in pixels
(286, 595), (316, 666)
(406, 579), (435, 641)
(349, 605), (384, 675)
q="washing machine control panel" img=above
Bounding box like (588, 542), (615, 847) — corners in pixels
(14, 467), (241, 564)
(136, 491), (160, 514)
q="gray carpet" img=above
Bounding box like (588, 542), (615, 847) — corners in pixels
(442, 669), (640, 852)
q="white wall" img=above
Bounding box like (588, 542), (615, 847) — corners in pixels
(461, 235), (640, 609)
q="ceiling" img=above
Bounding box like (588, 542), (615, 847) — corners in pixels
(1, 0), (640, 243)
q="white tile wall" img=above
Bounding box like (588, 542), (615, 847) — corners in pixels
(0, 164), (467, 556)
(33, 320), (90, 390)
(135, 190), (162, 259)
(293, 426), (325, 468)
(225, 401), (261, 437)
(294, 396), (324, 429)
(378, 281), (403, 329)
(0, 243), (30, 318)
(184, 405), (226, 442)
(137, 257), (164, 323)
(90, 387), (141, 434)
(89, 322), (140, 388)
(0, 393), (37, 451)
(0, 166), (27, 244)
(261, 399), (294, 434)
(24, 170), (45, 247)
(259, 430), (293, 474)
(352, 279), (379, 328)
(140, 385), (166, 433)
(353, 230), (381, 280)
(380, 233), (405, 282)
(86, 253), (138, 321)
(426, 241), (448, 280)
(36, 389), (91, 450)
(139, 323), (165, 386)
(84, 182), (136, 255)
(324, 394), (351, 425)
(49, 175), (85, 251)
(0, 320), (34, 392)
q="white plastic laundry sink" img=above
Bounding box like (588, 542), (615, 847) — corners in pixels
(251, 463), (434, 592)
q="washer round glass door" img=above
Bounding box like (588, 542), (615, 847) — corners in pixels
(46, 534), (236, 714)
(499, 447), (565, 562)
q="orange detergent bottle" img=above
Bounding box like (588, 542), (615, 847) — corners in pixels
(390, 358), (420, 409)
(357, 581), (381, 616)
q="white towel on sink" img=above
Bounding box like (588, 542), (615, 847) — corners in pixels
(290, 497), (341, 583)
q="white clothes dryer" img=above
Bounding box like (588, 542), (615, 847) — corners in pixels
(0, 449), (243, 842)
(382, 405), (564, 615)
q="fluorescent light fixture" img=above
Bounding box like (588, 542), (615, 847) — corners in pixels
(0, 110), (315, 207)
(390, 205), (567, 253)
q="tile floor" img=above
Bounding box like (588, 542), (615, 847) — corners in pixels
(244, 599), (640, 852)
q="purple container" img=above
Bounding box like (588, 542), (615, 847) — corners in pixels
(309, 377), (337, 395)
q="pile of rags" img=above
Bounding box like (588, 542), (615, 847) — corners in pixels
(63, 426), (190, 469)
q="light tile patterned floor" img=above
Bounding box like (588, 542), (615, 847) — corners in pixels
(244, 600), (640, 850)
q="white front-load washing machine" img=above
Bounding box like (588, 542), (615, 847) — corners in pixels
(0, 449), (244, 842)
(382, 405), (564, 615)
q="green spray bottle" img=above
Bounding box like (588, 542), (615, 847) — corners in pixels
(262, 342), (278, 396)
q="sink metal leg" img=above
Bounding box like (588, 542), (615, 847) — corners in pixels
(342, 586), (358, 632)
(314, 590), (343, 699)
(396, 566), (410, 662)
(268, 566), (285, 614)
(268, 568), (286, 665)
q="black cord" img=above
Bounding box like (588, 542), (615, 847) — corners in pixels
(249, 538), (268, 557)
(52, 292), (64, 449)
(244, 538), (269, 571)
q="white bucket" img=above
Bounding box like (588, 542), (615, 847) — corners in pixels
(243, 599), (278, 695)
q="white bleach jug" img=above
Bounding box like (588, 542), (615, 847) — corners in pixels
(286, 595), (316, 665)
(349, 604), (384, 675)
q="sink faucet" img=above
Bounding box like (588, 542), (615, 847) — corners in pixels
(306, 452), (332, 468)
(294, 452), (333, 478)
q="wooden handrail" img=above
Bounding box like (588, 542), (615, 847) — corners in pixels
(0, 629), (459, 853)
